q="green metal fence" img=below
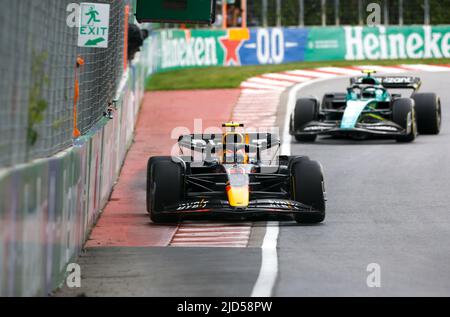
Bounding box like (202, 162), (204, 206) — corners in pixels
(0, 0), (131, 168)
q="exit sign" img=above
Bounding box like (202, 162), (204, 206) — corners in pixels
(135, 0), (216, 24)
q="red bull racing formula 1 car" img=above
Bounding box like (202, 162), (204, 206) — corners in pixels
(147, 123), (326, 224)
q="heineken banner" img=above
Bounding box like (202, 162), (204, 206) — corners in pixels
(343, 25), (450, 60)
(144, 25), (450, 74)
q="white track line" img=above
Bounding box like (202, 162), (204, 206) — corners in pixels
(250, 221), (280, 297)
(251, 75), (336, 297)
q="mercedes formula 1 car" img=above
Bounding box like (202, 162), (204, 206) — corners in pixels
(290, 70), (442, 142)
(147, 123), (326, 224)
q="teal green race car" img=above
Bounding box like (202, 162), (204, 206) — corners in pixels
(290, 70), (442, 142)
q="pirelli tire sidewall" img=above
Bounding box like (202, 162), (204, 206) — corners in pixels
(289, 156), (326, 224)
(412, 93), (442, 135)
(293, 98), (319, 142)
(147, 156), (185, 223)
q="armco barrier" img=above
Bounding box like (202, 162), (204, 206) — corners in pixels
(145, 25), (450, 74)
(0, 58), (146, 296)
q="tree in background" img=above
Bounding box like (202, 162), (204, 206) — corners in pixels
(246, 0), (450, 27)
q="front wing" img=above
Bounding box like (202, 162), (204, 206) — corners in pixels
(159, 199), (322, 220)
(293, 120), (407, 137)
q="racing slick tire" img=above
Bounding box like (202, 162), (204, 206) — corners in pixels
(293, 98), (318, 142)
(290, 157), (326, 224)
(147, 156), (184, 223)
(412, 93), (442, 135)
(392, 98), (417, 143)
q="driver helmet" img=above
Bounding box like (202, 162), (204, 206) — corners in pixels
(221, 132), (247, 164)
(362, 87), (377, 98)
(223, 148), (246, 164)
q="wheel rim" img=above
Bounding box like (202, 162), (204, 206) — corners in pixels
(437, 100), (442, 130)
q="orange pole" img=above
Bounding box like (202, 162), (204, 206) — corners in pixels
(241, 0), (247, 28)
(73, 56), (84, 139)
(222, 1), (227, 29)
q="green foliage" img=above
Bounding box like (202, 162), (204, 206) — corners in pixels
(27, 52), (49, 147)
(430, 0), (450, 24)
(247, 0), (450, 26)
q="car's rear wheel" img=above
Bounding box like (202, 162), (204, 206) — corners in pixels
(290, 157), (326, 224)
(412, 93), (441, 135)
(293, 98), (318, 142)
(392, 98), (417, 143)
(147, 156), (184, 223)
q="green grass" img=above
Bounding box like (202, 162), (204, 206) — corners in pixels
(146, 58), (450, 91)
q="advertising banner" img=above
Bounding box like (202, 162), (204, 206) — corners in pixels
(145, 25), (450, 75)
(159, 29), (226, 71)
(239, 28), (309, 65)
(305, 27), (346, 61)
(344, 25), (450, 60)
(147, 27), (310, 73)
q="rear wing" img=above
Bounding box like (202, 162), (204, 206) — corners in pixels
(350, 76), (422, 90)
(178, 133), (281, 153)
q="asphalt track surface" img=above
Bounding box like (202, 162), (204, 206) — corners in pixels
(279, 71), (450, 296)
(57, 71), (450, 297)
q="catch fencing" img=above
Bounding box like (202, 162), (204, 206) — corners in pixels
(0, 0), (130, 168)
(246, 0), (450, 27)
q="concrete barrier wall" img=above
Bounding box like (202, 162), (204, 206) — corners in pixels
(0, 57), (146, 296)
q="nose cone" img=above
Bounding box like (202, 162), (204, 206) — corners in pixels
(226, 186), (249, 208)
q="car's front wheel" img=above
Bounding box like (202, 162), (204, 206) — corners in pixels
(290, 157), (326, 224)
(147, 156), (184, 223)
(392, 98), (417, 143)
